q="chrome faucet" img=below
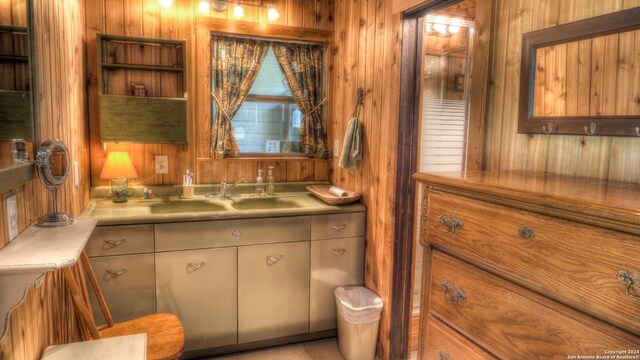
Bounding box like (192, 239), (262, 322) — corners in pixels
(205, 177), (247, 199)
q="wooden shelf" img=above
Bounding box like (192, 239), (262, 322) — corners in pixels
(0, 55), (28, 63)
(102, 63), (184, 73)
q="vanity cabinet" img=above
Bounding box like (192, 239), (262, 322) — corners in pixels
(155, 247), (237, 351)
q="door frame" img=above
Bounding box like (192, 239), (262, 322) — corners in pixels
(390, 0), (495, 358)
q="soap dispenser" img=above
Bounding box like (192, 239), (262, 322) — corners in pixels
(254, 169), (265, 196)
(266, 166), (275, 196)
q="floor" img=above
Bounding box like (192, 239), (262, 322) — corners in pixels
(205, 338), (418, 360)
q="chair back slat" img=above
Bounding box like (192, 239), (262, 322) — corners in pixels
(80, 251), (115, 327)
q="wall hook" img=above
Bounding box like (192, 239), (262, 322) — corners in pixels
(584, 122), (597, 136)
(542, 122), (555, 135)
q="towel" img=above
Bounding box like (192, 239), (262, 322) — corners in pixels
(339, 117), (362, 172)
(329, 186), (348, 197)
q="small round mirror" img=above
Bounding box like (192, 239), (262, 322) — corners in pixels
(36, 139), (73, 226)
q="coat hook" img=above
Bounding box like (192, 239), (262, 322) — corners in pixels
(584, 122), (597, 136)
(542, 122), (555, 134)
(356, 87), (365, 105)
(635, 127), (640, 137)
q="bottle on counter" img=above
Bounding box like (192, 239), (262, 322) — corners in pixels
(144, 188), (149, 199)
(266, 166), (275, 196)
(254, 169), (265, 196)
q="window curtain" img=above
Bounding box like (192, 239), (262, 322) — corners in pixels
(210, 36), (270, 159)
(272, 43), (328, 159)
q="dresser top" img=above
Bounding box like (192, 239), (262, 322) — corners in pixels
(413, 170), (640, 233)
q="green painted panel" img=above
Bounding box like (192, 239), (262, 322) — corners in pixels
(0, 90), (33, 141)
(99, 95), (187, 144)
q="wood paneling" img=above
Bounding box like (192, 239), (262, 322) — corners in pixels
(485, 0), (640, 183)
(87, 0), (332, 187)
(0, 0), (89, 358)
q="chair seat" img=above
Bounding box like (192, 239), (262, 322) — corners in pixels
(99, 313), (184, 360)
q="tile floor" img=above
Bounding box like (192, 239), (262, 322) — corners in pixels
(205, 338), (418, 360)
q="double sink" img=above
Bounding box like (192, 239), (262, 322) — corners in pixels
(149, 196), (304, 214)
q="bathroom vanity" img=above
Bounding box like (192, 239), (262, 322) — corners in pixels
(81, 188), (365, 357)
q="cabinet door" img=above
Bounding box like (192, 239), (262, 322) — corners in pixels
(88, 254), (156, 325)
(310, 237), (364, 332)
(156, 248), (237, 351)
(238, 241), (310, 343)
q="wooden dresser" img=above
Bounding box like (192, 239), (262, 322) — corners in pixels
(414, 171), (640, 360)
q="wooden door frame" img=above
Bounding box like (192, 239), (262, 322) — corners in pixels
(390, 0), (495, 358)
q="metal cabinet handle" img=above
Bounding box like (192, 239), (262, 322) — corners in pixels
(232, 229), (243, 237)
(438, 215), (464, 233)
(266, 254), (284, 266)
(186, 261), (207, 272)
(331, 249), (346, 256)
(518, 226), (535, 240)
(617, 270), (640, 301)
(436, 350), (454, 360)
(105, 268), (128, 278)
(441, 282), (466, 304)
(104, 238), (126, 248)
(331, 224), (347, 231)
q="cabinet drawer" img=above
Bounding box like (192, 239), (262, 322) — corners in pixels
(311, 213), (365, 240)
(423, 314), (496, 360)
(429, 251), (639, 359)
(310, 237), (365, 332)
(88, 254), (156, 325)
(86, 225), (154, 257)
(426, 190), (640, 335)
(155, 216), (310, 251)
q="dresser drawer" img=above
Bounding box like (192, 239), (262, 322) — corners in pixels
(85, 225), (154, 257)
(155, 216), (311, 251)
(311, 213), (365, 240)
(422, 314), (496, 360)
(429, 251), (639, 359)
(426, 190), (640, 335)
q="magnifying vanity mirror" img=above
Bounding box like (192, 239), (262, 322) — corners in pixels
(35, 139), (73, 226)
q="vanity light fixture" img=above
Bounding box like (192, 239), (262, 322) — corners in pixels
(198, 0), (211, 13)
(197, 0), (280, 22)
(159, 0), (172, 8)
(425, 15), (473, 35)
(100, 151), (138, 203)
(232, 3), (245, 17)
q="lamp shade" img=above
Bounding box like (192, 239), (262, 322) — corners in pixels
(99, 152), (138, 179)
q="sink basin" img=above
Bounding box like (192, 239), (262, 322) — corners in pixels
(149, 200), (227, 214)
(230, 197), (303, 210)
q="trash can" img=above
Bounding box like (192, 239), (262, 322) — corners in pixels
(334, 286), (384, 360)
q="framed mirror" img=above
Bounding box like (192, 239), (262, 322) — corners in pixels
(518, 7), (640, 136)
(35, 139), (73, 226)
(0, 0), (38, 193)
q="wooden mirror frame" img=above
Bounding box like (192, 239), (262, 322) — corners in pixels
(518, 6), (640, 136)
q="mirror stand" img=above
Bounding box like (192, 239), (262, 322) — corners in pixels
(35, 139), (73, 227)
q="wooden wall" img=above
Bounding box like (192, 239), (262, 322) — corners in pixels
(485, 0), (640, 183)
(0, 0), (89, 358)
(87, 0), (332, 187)
(328, 0), (402, 358)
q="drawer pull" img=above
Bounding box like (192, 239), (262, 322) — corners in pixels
(104, 238), (126, 248)
(186, 261), (207, 272)
(518, 226), (535, 240)
(231, 229), (243, 237)
(441, 282), (466, 304)
(266, 254), (284, 266)
(105, 268), (128, 278)
(331, 249), (346, 256)
(617, 270), (640, 301)
(436, 350), (453, 360)
(438, 215), (464, 233)
(331, 224), (347, 231)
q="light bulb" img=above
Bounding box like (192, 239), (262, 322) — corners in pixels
(425, 22), (432, 32)
(448, 25), (460, 34)
(159, 0), (172, 8)
(232, 4), (244, 17)
(267, 6), (280, 21)
(198, 0), (210, 13)
(433, 23), (447, 33)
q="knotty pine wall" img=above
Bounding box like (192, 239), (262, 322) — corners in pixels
(0, 0), (89, 358)
(328, 0), (402, 359)
(485, 0), (640, 183)
(87, 0), (332, 187)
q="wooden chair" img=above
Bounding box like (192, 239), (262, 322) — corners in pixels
(64, 251), (184, 360)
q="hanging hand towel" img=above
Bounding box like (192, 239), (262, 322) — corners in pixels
(339, 117), (362, 172)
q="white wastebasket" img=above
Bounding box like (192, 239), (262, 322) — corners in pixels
(334, 286), (384, 360)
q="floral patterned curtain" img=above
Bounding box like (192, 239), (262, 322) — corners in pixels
(210, 36), (270, 159)
(272, 43), (328, 159)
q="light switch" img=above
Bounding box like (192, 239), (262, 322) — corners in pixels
(155, 155), (169, 174)
(73, 161), (79, 187)
(6, 195), (18, 242)
(333, 140), (339, 157)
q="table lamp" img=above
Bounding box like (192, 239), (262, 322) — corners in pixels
(100, 151), (138, 203)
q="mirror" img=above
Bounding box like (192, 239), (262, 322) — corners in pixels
(0, 0), (37, 193)
(35, 140), (73, 227)
(518, 7), (640, 136)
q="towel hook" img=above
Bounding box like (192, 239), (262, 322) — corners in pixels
(542, 122), (555, 135)
(352, 87), (365, 118)
(635, 127), (640, 137)
(584, 122), (597, 136)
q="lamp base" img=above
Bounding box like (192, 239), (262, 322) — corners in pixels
(110, 178), (131, 203)
(36, 212), (74, 227)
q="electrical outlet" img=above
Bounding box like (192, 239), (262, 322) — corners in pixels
(155, 155), (169, 174)
(73, 161), (79, 187)
(6, 195), (18, 242)
(333, 140), (339, 157)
